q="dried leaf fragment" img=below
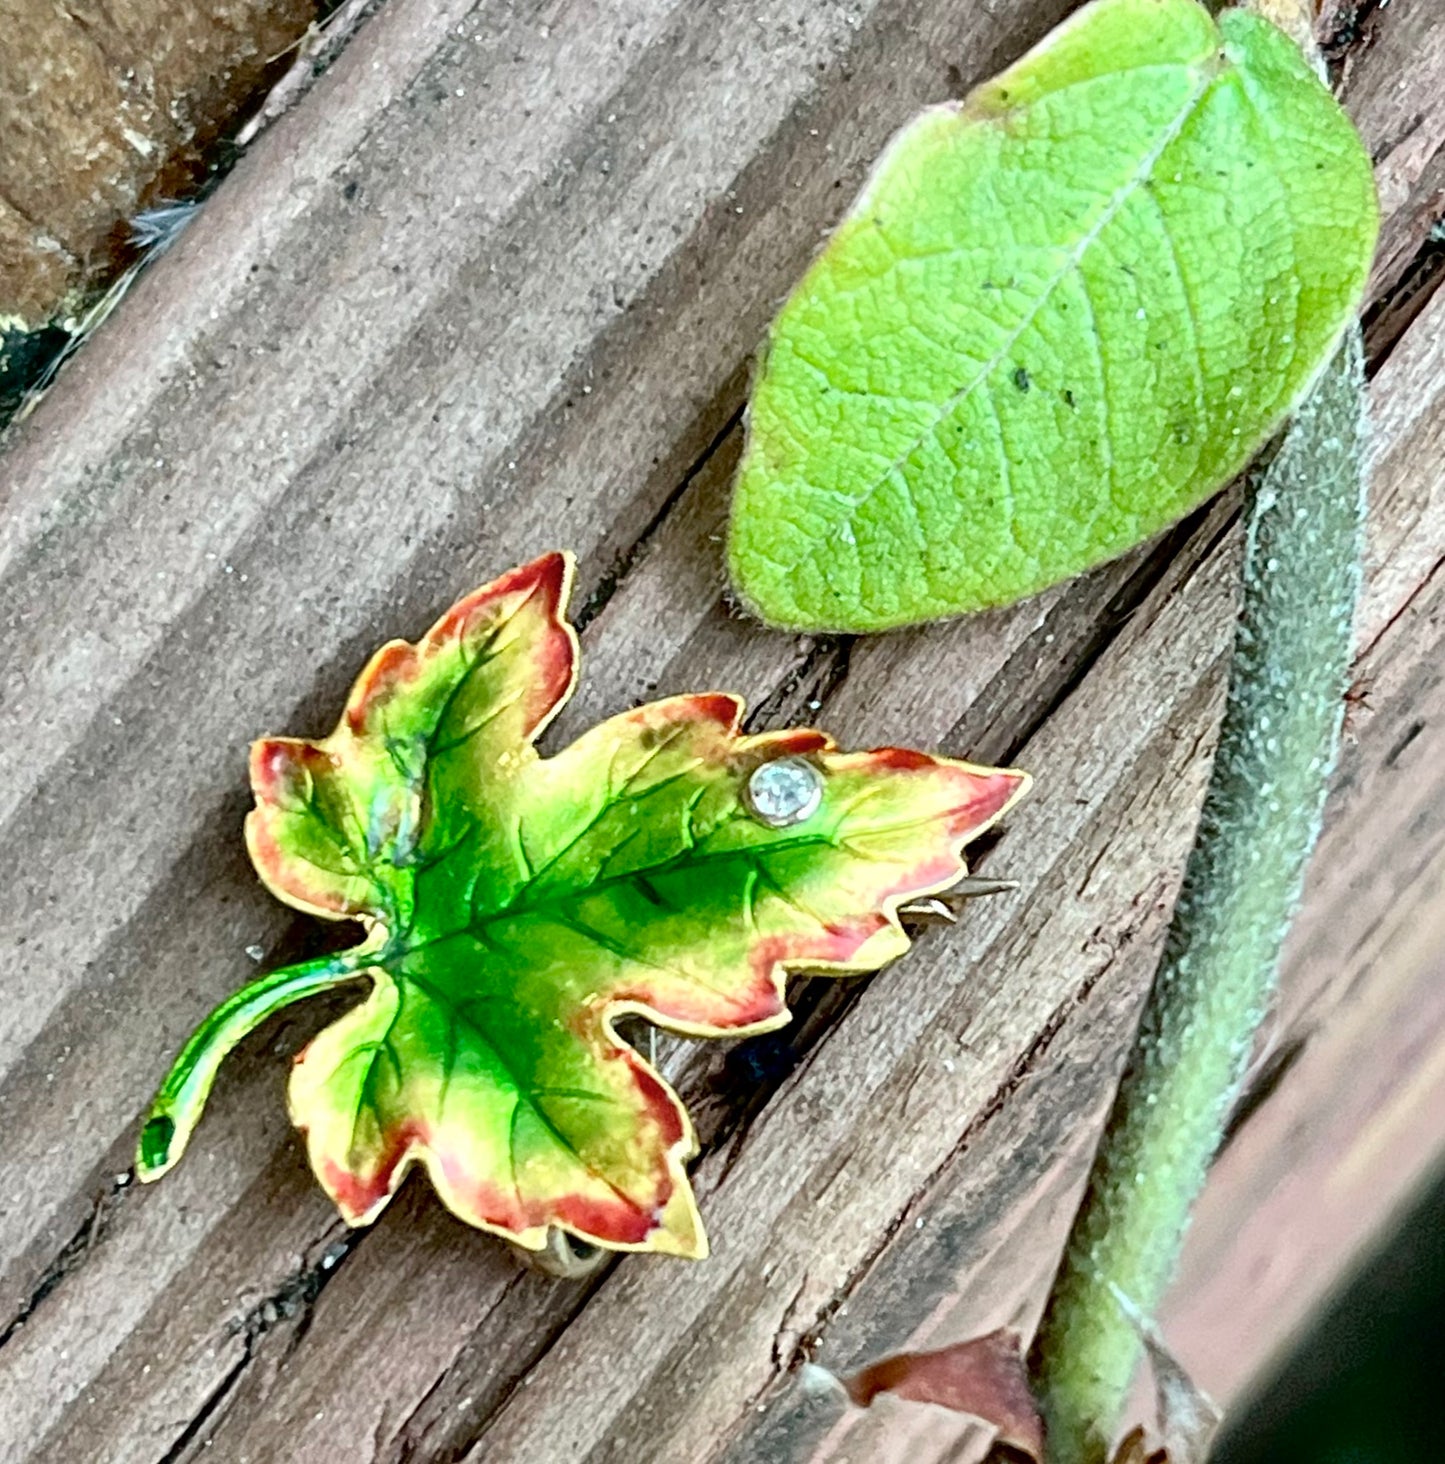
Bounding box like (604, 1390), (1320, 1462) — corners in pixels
(850, 1300), (1219, 1464)
(845, 1328), (1046, 1457)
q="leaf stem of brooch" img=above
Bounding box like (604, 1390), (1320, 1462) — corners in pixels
(136, 946), (374, 1183)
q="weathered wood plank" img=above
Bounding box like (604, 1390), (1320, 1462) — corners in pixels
(0, 0), (1440, 1460)
(2, 0), (1063, 1312)
(1, 0), (1081, 1452)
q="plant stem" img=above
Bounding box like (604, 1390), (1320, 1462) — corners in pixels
(1028, 326), (1368, 1463)
(136, 946), (373, 1181)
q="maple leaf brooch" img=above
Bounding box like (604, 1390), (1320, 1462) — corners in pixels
(138, 553), (1028, 1260)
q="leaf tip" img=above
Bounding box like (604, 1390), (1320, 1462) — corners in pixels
(994, 764), (1032, 809)
(471, 547), (576, 625)
(314, 1150), (405, 1229)
(248, 736), (311, 800)
(648, 1181), (710, 1259)
(959, 762), (1031, 829)
(458, 549), (577, 640)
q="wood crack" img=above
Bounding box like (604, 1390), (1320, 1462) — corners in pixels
(0, 1172), (130, 1356)
(1364, 225), (1445, 373)
(162, 1228), (364, 1461)
(1357, 551), (1445, 666)
(381, 1265), (607, 1464)
(1218, 1031), (1312, 1156)
(708, 947), (1123, 1459)
(575, 403), (746, 634)
(1321, 0), (1385, 76)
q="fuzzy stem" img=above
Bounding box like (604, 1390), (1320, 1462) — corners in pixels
(1028, 326), (1367, 1463)
(136, 946), (373, 1181)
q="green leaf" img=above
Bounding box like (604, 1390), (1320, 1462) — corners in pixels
(138, 553), (1028, 1257)
(726, 0), (1378, 631)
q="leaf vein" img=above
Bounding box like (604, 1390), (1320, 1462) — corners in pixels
(782, 58), (1221, 580)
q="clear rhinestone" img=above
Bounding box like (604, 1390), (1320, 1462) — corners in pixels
(746, 757), (823, 828)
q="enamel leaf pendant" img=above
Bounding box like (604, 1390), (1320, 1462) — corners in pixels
(137, 553), (1028, 1258)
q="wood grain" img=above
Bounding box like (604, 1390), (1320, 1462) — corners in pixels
(0, 0), (1440, 1460)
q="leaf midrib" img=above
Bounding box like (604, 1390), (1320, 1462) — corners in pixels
(398, 819), (846, 960)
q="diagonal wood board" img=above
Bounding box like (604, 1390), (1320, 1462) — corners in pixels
(0, 1), (1442, 1459)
